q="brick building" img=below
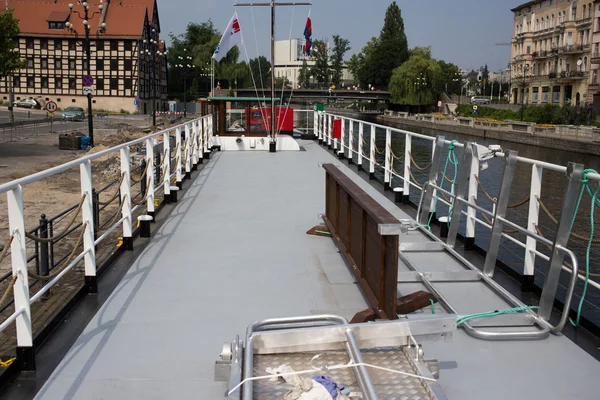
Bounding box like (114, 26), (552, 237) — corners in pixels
(1, 0), (168, 114)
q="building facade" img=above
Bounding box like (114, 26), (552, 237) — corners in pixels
(1, 0), (168, 115)
(274, 39), (353, 87)
(510, 0), (596, 108)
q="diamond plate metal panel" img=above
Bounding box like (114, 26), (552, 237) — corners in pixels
(253, 348), (435, 400)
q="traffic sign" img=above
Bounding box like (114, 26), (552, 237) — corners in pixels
(83, 87), (95, 96)
(46, 101), (57, 113)
(82, 75), (94, 87)
(48, 112), (55, 118)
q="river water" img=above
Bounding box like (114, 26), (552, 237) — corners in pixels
(351, 115), (600, 326)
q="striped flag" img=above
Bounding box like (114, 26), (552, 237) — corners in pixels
(304, 17), (312, 56)
(213, 14), (242, 62)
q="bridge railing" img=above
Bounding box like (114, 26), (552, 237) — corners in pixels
(0, 114), (214, 370)
(317, 111), (600, 332)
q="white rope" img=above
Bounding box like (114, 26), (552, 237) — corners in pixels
(237, 11), (269, 135)
(227, 353), (436, 395)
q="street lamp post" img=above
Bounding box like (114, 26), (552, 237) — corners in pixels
(177, 49), (194, 118)
(452, 72), (463, 109)
(521, 64), (529, 121)
(415, 73), (426, 114)
(143, 28), (165, 127)
(65, 2), (106, 147)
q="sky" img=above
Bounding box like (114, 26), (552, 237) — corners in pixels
(158, 0), (522, 72)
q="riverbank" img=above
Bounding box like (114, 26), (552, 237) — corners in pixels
(328, 109), (600, 156)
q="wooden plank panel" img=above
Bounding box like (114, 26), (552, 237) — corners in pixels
(364, 218), (382, 303)
(349, 199), (364, 276)
(338, 191), (349, 245)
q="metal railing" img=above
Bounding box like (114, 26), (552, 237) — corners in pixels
(0, 113), (214, 370)
(316, 111), (600, 333)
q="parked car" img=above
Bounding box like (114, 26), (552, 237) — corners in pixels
(470, 96), (490, 105)
(13, 98), (41, 109)
(61, 106), (85, 121)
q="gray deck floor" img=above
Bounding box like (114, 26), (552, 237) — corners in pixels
(35, 141), (599, 399)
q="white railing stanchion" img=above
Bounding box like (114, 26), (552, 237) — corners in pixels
(403, 134), (412, 202)
(358, 122), (364, 170)
(163, 130), (172, 198)
(192, 120), (199, 169)
(175, 127), (183, 188)
(146, 137), (155, 218)
(120, 147), (133, 250)
(328, 114), (333, 148)
(465, 143), (480, 250)
(429, 138), (438, 213)
(369, 125), (376, 179)
(185, 123), (192, 179)
(524, 164), (543, 291)
(8, 185), (35, 370)
(199, 118), (205, 164)
(384, 128), (392, 190)
(80, 160), (97, 293)
(314, 109), (319, 140)
(348, 120), (354, 162)
(339, 118), (347, 157)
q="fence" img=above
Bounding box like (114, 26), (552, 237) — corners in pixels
(0, 113), (214, 371)
(315, 111), (600, 334)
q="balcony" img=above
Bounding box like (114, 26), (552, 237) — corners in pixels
(576, 17), (593, 28)
(559, 44), (591, 54)
(556, 70), (588, 82)
(591, 52), (600, 63)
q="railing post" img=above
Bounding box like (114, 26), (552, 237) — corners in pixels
(523, 164), (543, 292)
(328, 114), (333, 149)
(418, 136), (445, 226)
(39, 214), (50, 298)
(146, 138), (156, 220)
(357, 122), (364, 171)
(347, 120), (354, 163)
(175, 127), (183, 189)
(429, 139), (438, 218)
(446, 142), (475, 249)
(313, 109), (318, 140)
(155, 151), (161, 186)
(185, 123), (192, 179)
(163, 130), (171, 202)
(8, 185), (35, 370)
(384, 128), (392, 190)
(92, 188), (99, 241)
(192, 120), (199, 170)
(80, 160), (97, 293)
(120, 147), (133, 250)
(199, 119), (205, 164)
(402, 134), (412, 202)
(369, 125), (376, 180)
(338, 118), (346, 158)
(465, 143), (480, 251)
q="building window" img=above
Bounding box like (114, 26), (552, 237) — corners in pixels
(41, 58), (48, 69)
(55, 39), (62, 50)
(27, 58), (34, 68)
(111, 41), (119, 51)
(124, 79), (132, 90)
(110, 59), (118, 70)
(593, 69), (598, 84)
(124, 41), (132, 51)
(40, 39), (48, 50)
(26, 38), (34, 49)
(13, 76), (20, 88)
(83, 59), (88, 71)
(97, 59), (104, 70)
(96, 78), (104, 90)
(55, 59), (63, 69)
(110, 78), (118, 90)
(69, 78), (76, 89)
(41, 77), (48, 88)
(56, 79), (63, 89)
(69, 40), (76, 51)
(69, 59), (76, 69)
(124, 59), (132, 71)
(48, 21), (66, 30)
(27, 76), (35, 88)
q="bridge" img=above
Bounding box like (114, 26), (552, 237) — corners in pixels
(235, 88), (391, 103)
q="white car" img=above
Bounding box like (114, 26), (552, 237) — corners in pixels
(13, 98), (41, 109)
(470, 96), (490, 105)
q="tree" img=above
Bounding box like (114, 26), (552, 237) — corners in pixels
(298, 59), (311, 88)
(388, 47), (442, 105)
(362, 2), (409, 89)
(0, 10), (23, 79)
(347, 54), (362, 85)
(330, 35), (351, 87)
(311, 39), (330, 88)
(249, 56), (270, 88)
(437, 60), (461, 94)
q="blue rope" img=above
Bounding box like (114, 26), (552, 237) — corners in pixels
(457, 306), (539, 326)
(429, 298), (436, 314)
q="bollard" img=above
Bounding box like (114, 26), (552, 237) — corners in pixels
(393, 187), (404, 204)
(138, 215), (153, 238)
(439, 216), (449, 238)
(169, 186), (180, 203)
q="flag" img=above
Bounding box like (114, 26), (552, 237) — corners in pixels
(303, 17), (312, 56)
(213, 14), (242, 62)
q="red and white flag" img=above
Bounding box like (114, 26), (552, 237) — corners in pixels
(212, 14), (242, 62)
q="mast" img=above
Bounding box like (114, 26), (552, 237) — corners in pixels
(270, 0), (276, 147)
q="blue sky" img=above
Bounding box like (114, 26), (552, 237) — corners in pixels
(159, 0), (521, 72)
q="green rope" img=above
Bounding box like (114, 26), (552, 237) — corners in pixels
(568, 169), (599, 327)
(429, 299), (436, 314)
(427, 140), (459, 230)
(456, 306), (539, 326)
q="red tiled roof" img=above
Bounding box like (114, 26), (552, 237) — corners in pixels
(46, 11), (70, 22)
(5, 0), (156, 38)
